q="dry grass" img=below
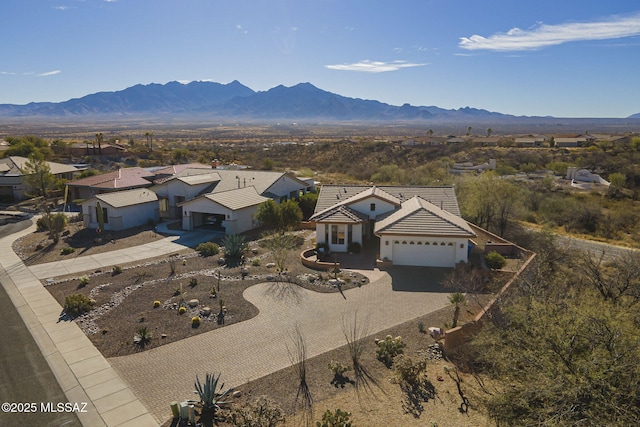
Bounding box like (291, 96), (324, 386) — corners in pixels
(163, 305), (491, 427)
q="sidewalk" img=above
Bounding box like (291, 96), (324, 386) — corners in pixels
(29, 227), (220, 280)
(0, 223), (162, 426)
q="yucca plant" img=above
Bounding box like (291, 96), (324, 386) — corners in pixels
(222, 234), (248, 261)
(193, 372), (234, 414)
(133, 326), (152, 348)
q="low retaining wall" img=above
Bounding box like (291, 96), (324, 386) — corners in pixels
(444, 224), (536, 353)
(300, 248), (340, 272)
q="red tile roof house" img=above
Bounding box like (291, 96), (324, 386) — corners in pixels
(310, 185), (476, 268)
(66, 167), (156, 202)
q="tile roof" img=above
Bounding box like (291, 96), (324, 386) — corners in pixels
(204, 186), (270, 210)
(177, 172), (221, 186)
(315, 185), (460, 216)
(0, 156), (77, 176)
(92, 188), (158, 208)
(310, 205), (369, 223)
(374, 196), (476, 238)
(67, 167), (154, 190)
(152, 163), (212, 176)
(181, 186), (270, 211)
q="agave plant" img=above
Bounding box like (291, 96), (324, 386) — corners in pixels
(193, 372), (234, 414)
(133, 326), (152, 348)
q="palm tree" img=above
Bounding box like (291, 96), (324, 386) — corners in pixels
(466, 126), (472, 136)
(486, 128), (492, 137)
(95, 133), (104, 155)
(448, 292), (466, 328)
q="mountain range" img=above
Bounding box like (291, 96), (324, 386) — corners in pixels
(0, 81), (638, 121)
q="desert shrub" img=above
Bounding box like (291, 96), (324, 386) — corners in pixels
(485, 251), (507, 270)
(251, 258), (261, 267)
(393, 355), (427, 387)
(133, 326), (152, 348)
(196, 241), (220, 257)
(189, 277), (198, 287)
(229, 396), (285, 427)
(60, 247), (75, 255)
(78, 275), (90, 287)
(376, 335), (406, 367)
(347, 241), (361, 254)
(316, 409), (354, 427)
(179, 306), (187, 315)
(153, 300), (160, 308)
(222, 234), (248, 260)
(112, 265), (123, 275)
(192, 316), (201, 327)
(63, 294), (94, 317)
(328, 360), (351, 378)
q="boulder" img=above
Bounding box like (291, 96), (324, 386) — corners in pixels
(187, 299), (199, 308)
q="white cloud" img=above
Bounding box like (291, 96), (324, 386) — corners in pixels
(460, 12), (640, 51)
(325, 60), (426, 73)
(54, 6), (69, 11)
(37, 70), (61, 77)
(0, 71), (16, 75)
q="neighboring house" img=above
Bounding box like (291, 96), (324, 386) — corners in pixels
(554, 137), (585, 148)
(0, 156), (77, 201)
(515, 137), (546, 147)
(179, 186), (270, 234)
(68, 143), (127, 157)
(472, 137), (502, 146)
(80, 188), (159, 232)
(176, 169), (314, 232)
(310, 185), (476, 268)
(66, 167), (155, 201)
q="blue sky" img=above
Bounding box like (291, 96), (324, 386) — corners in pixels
(2, 0), (639, 118)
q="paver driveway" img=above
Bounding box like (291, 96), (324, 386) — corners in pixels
(109, 270), (452, 422)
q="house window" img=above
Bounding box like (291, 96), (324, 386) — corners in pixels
(324, 224), (329, 244)
(460, 244), (464, 249)
(370, 203), (376, 211)
(159, 198), (169, 212)
(347, 224), (353, 244)
(331, 225), (345, 245)
(95, 206), (108, 224)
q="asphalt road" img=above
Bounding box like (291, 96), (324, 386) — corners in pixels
(0, 219), (81, 427)
(554, 234), (636, 259)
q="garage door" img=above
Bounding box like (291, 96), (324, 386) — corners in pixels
(392, 240), (456, 267)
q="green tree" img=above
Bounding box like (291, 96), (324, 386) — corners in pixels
(279, 199), (303, 232)
(485, 251), (506, 270)
(95, 132), (103, 155)
(459, 173), (522, 236)
(3, 135), (52, 158)
(255, 199), (281, 231)
(255, 199), (302, 234)
(297, 191), (318, 220)
(21, 152), (61, 199)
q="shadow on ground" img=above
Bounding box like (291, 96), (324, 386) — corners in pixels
(386, 266), (452, 292)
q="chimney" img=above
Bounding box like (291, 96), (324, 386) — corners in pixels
(211, 159), (219, 169)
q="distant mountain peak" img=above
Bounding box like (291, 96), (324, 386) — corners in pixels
(0, 79), (520, 121)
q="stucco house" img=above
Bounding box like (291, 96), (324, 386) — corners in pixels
(67, 167), (156, 201)
(80, 188), (159, 232)
(310, 185), (476, 268)
(0, 156), (77, 201)
(173, 169), (314, 233)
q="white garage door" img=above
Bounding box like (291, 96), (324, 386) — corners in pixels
(392, 240), (456, 267)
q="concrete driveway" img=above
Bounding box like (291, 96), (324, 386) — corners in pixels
(109, 269), (452, 422)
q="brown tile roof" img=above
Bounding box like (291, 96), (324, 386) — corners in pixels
(374, 196), (475, 238)
(67, 167), (154, 190)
